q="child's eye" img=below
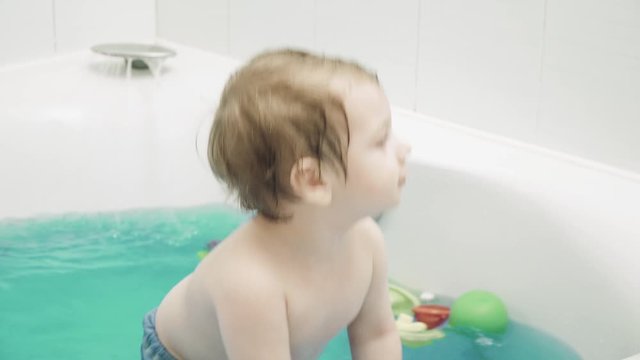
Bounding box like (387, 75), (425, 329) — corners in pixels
(376, 132), (390, 147)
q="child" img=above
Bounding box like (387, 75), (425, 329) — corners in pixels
(141, 49), (411, 360)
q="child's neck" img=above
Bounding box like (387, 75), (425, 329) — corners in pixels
(252, 209), (361, 261)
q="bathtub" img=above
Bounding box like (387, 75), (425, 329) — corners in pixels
(1, 42), (638, 359)
(385, 110), (640, 360)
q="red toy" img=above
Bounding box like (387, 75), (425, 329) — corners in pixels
(413, 305), (450, 329)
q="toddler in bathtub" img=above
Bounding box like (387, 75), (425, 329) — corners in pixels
(141, 49), (411, 360)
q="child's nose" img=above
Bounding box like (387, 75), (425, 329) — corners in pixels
(397, 139), (411, 163)
(404, 141), (412, 158)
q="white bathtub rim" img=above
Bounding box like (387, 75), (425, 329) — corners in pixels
(392, 107), (640, 184)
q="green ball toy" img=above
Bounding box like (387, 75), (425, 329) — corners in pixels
(449, 290), (509, 334)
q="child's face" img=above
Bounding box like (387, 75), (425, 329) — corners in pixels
(336, 81), (411, 216)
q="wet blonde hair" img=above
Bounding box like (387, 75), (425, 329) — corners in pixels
(208, 49), (378, 220)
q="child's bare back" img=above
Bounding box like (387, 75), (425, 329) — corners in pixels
(155, 217), (386, 360)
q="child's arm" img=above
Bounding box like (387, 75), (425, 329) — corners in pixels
(347, 219), (402, 360)
(211, 263), (292, 360)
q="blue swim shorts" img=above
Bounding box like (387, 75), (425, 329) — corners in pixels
(141, 308), (177, 360)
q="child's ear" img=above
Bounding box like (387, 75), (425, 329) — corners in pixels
(290, 157), (332, 206)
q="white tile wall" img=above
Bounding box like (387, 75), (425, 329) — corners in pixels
(316, 0), (420, 110)
(0, 0), (55, 66)
(416, 0), (546, 143)
(228, 0), (315, 61)
(54, 0), (155, 53)
(156, 0), (228, 54)
(537, 0), (640, 172)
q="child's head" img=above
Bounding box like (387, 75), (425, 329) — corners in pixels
(208, 49), (409, 221)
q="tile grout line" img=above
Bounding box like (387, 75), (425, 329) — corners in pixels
(227, 0), (231, 55)
(413, 0), (422, 112)
(313, 0), (318, 50)
(534, 0), (549, 139)
(154, 0), (158, 41)
(51, 0), (58, 53)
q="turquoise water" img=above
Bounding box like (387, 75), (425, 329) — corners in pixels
(0, 205), (581, 359)
(320, 324), (582, 360)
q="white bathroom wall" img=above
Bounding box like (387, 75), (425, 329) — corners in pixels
(0, 0), (155, 67)
(415, 0), (546, 145)
(0, 0), (55, 66)
(54, 0), (155, 53)
(536, 0), (640, 174)
(416, 0), (640, 174)
(156, 0), (228, 54)
(315, 0), (419, 110)
(228, 0), (316, 60)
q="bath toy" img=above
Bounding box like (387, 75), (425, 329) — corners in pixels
(413, 304), (450, 329)
(206, 239), (221, 250)
(196, 250), (209, 260)
(419, 291), (436, 302)
(397, 314), (427, 332)
(193, 206), (248, 260)
(196, 240), (222, 260)
(449, 290), (509, 333)
(197, 239), (222, 260)
(395, 313), (445, 348)
(388, 283), (420, 317)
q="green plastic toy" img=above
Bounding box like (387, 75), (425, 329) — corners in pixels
(389, 283), (420, 317)
(389, 282), (446, 348)
(449, 290), (509, 334)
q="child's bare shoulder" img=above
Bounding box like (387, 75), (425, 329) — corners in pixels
(347, 217), (386, 252)
(194, 229), (282, 305)
(199, 232), (280, 296)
